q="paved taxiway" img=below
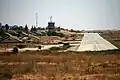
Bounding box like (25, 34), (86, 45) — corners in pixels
(77, 33), (118, 51)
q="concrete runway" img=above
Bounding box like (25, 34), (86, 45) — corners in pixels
(77, 33), (118, 51)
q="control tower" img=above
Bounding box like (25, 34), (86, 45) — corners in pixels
(47, 16), (56, 32)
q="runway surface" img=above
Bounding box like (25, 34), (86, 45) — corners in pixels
(77, 33), (118, 51)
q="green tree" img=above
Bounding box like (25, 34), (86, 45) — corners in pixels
(5, 24), (9, 31)
(0, 28), (5, 36)
(57, 26), (61, 31)
(30, 26), (34, 32)
(70, 29), (74, 32)
(11, 25), (19, 30)
(33, 26), (37, 32)
(24, 24), (29, 32)
(0, 23), (2, 28)
(19, 26), (24, 31)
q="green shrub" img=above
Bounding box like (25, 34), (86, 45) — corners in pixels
(58, 42), (63, 44)
(47, 31), (65, 37)
(12, 47), (18, 54)
(38, 46), (41, 49)
(49, 47), (61, 51)
(9, 31), (18, 36)
(17, 44), (27, 49)
(63, 43), (71, 48)
(0, 69), (13, 79)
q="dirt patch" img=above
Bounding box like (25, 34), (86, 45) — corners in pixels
(101, 30), (120, 49)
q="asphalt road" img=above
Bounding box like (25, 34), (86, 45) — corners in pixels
(77, 33), (118, 51)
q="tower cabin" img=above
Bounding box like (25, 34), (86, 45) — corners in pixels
(47, 16), (56, 32)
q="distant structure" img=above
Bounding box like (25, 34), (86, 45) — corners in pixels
(36, 13), (38, 28)
(47, 16), (56, 32)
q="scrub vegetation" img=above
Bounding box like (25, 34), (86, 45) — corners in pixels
(0, 50), (120, 80)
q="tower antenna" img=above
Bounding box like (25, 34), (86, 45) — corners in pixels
(50, 16), (52, 22)
(36, 13), (38, 27)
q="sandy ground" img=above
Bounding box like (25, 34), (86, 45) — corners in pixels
(0, 43), (82, 52)
(77, 33), (118, 51)
(1, 44), (63, 52)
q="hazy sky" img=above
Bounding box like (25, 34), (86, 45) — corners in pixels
(0, 0), (120, 30)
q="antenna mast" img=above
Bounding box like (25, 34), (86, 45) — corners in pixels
(36, 13), (38, 27)
(50, 16), (52, 22)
